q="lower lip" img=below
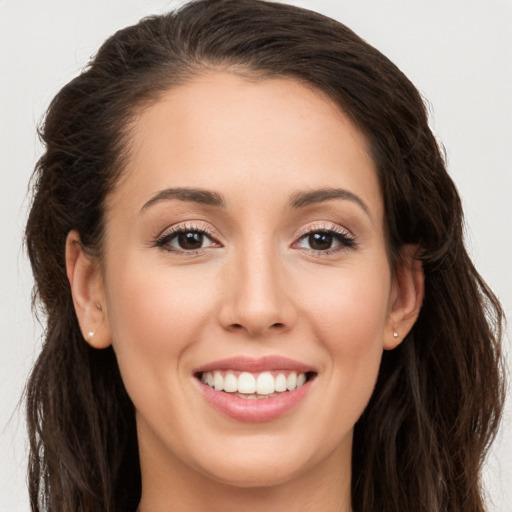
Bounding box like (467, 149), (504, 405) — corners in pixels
(197, 380), (312, 423)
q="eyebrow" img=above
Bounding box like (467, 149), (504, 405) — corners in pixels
(140, 185), (370, 218)
(290, 188), (371, 217)
(140, 187), (225, 211)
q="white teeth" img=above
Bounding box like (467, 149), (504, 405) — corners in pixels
(200, 370), (308, 395)
(275, 373), (287, 392)
(286, 372), (297, 391)
(238, 372), (256, 393)
(224, 372), (238, 392)
(256, 372), (274, 395)
(213, 371), (223, 391)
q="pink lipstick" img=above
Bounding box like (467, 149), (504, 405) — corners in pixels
(194, 356), (316, 423)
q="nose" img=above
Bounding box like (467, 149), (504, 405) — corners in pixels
(218, 245), (296, 337)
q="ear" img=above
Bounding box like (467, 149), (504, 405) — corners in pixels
(65, 230), (111, 349)
(384, 245), (424, 350)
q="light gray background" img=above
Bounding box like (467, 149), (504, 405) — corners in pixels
(1, 0), (510, 510)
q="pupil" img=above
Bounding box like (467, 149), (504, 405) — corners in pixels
(309, 232), (333, 250)
(178, 231), (203, 250)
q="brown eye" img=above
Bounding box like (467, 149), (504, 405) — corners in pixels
(156, 228), (219, 252)
(294, 228), (356, 253)
(177, 231), (204, 250)
(308, 232), (333, 250)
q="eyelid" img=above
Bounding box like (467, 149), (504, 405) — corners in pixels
(156, 221), (217, 240)
(293, 221), (355, 241)
(152, 220), (356, 255)
(291, 221), (357, 254)
(154, 221), (222, 253)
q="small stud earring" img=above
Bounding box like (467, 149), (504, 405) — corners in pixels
(87, 331), (95, 339)
(393, 331), (399, 338)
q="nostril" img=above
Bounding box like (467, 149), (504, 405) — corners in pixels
(223, 318), (288, 336)
(228, 322), (284, 331)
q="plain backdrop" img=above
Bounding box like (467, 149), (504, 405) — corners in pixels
(1, 0), (511, 510)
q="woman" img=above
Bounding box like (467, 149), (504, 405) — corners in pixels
(24, 0), (504, 511)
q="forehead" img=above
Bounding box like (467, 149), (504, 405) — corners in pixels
(108, 72), (382, 220)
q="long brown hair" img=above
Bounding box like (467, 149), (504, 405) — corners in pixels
(25, 1), (504, 510)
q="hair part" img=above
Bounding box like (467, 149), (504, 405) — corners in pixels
(25, 1), (504, 511)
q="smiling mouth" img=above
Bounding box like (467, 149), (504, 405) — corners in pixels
(196, 370), (317, 399)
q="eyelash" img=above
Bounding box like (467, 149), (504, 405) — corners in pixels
(154, 223), (220, 255)
(154, 223), (357, 256)
(293, 224), (357, 256)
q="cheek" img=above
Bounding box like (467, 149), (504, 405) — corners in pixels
(304, 262), (391, 410)
(307, 263), (392, 353)
(103, 261), (222, 437)
(104, 259), (218, 367)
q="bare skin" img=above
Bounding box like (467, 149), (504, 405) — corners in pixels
(66, 72), (423, 511)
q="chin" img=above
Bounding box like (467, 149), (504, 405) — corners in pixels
(203, 458), (308, 489)
(190, 436), (324, 489)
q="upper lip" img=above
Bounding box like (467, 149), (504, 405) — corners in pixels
(193, 356), (316, 375)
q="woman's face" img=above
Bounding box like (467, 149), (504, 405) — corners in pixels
(96, 73), (409, 489)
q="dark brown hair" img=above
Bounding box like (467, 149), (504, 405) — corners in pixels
(25, 1), (504, 511)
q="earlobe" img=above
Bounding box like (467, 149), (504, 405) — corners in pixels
(385, 246), (424, 350)
(65, 230), (111, 349)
